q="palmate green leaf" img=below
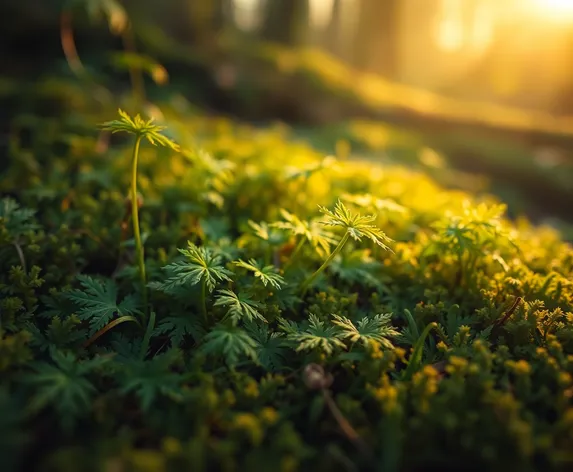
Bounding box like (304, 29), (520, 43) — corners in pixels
(199, 324), (258, 368)
(0, 198), (38, 240)
(271, 209), (313, 240)
(307, 219), (339, 258)
(342, 193), (408, 215)
(248, 220), (287, 246)
(104, 333), (142, 362)
(66, 275), (140, 335)
(147, 279), (192, 300)
(38, 294), (69, 320)
(234, 259), (285, 290)
(99, 109), (180, 151)
(214, 289), (267, 324)
(22, 349), (112, 432)
(271, 209), (337, 258)
(155, 314), (206, 347)
(153, 242), (233, 294)
(118, 349), (187, 412)
(271, 285), (301, 311)
(284, 156), (337, 181)
(151, 261), (204, 294)
(185, 149), (236, 183)
(332, 313), (399, 350)
(244, 322), (288, 372)
(318, 199), (393, 250)
(27, 315), (86, 353)
(428, 201), (518, 260)
(330, 249), (387, 290)
(431, 218), (479, 257)
(279, 314), (345, 356)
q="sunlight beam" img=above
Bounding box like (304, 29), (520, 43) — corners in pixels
(309, 0), (335, 29)
(528, 0), (573, 21)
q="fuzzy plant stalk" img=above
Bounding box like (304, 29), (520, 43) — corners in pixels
(300, 233), (349, 293)
(130, 135), (145, 300)
(200, 279), (208, 323)
(99, 109), (180, 316)
(300, 200), (392, 294)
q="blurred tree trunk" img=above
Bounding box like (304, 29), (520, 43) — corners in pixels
(353, 0), (399, 77)
(323, 0), (343, 55)
(262, 0), (309, 46)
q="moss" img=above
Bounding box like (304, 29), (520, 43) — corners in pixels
(1, 39), (573, 472)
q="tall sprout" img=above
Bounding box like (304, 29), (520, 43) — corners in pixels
(99, 109), (180, 315)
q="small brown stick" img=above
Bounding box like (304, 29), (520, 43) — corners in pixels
(494, 296), (523, 328)
(83, 315), (139, 348)
(60, 10), (84, 77)
(13, 242), (26, 272)
(430, 297), (524, 378)
(303, 364), (374, 462)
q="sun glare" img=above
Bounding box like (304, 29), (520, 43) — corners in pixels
(545, 0), (573, 12)
(309, 0), (335, 29)
(530, 0), (573, 20)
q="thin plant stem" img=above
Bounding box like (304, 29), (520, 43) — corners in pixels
(322, 389), (359, 442)
(130, 135), (147, 315)
(494, 296), (522, 328)
(139, 310), (156, 360)
(113, 219), (130, 279)
(283, 237), (306, 273)
(60, 10), (84, 77)
(400, 322), (437, 381)
(322, 389), (373, 460)
(83, 315), (140, 348)
(59, 9), (111, 108)
(201, 279), (208, 323)
(13, 242), (26, 272)
(301, 232), (349, 294)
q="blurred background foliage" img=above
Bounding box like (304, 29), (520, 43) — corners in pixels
(2, 0), (573, 232)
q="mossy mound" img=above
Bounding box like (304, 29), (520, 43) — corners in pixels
(1, 86), (573, 472)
